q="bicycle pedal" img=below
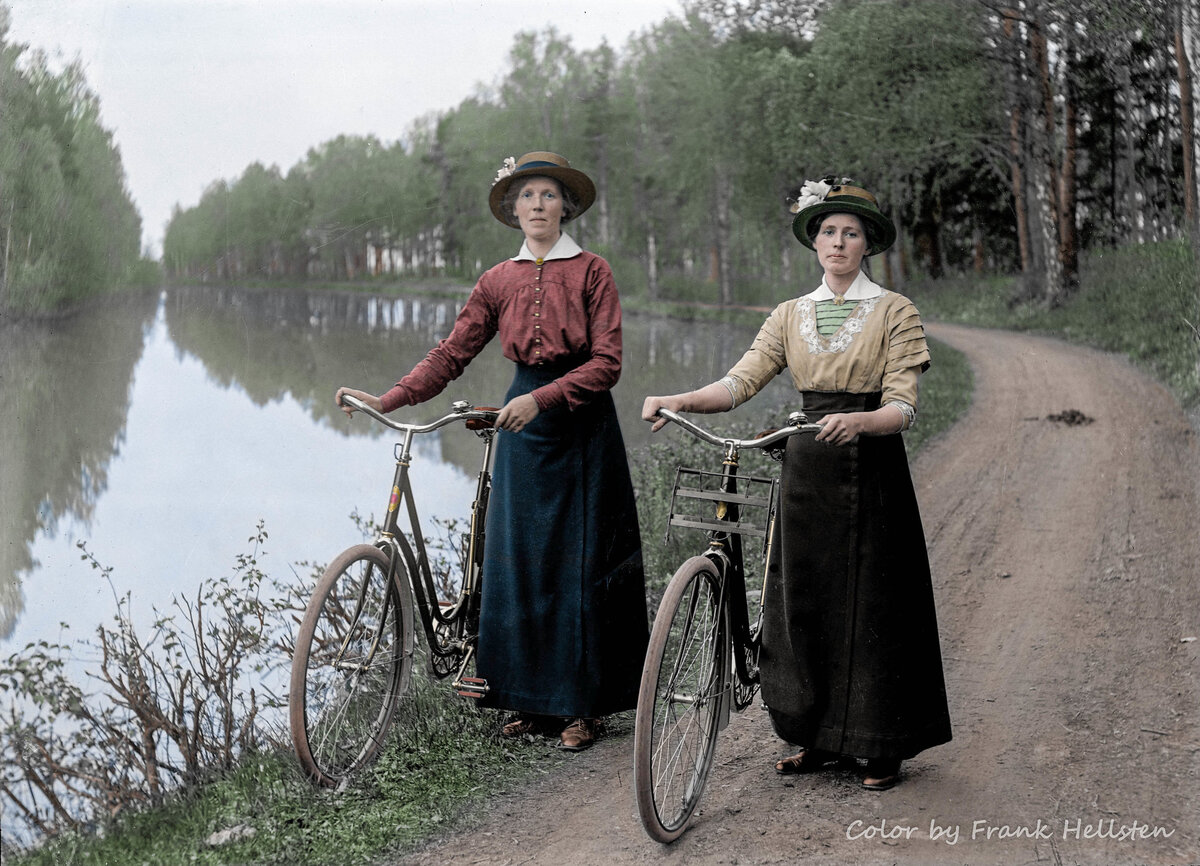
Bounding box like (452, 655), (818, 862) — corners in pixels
(455, 676), (489, 699)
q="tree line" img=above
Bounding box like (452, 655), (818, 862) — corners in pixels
(0, 8), (152, 314)
(152, 0), (1194, 309)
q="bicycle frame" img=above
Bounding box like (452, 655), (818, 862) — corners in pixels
(339, 396), (498, 695)
(659, 409), (822, 719)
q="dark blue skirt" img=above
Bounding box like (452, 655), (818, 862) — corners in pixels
(476, 362), (648, 718)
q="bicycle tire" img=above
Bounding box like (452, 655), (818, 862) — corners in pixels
(633, 555), (727, 843)
(290, 544), (414, 787)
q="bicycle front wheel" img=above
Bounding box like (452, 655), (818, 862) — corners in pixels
(290, 544), (414, 787)
(633, 556), (727, 843)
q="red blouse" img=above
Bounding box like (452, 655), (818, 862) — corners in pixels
(379, 249), (624, 413)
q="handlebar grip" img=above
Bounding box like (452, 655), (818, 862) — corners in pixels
(465, 407), (501, 430)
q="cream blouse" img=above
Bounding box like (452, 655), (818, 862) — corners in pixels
(720, 272), (931, 428)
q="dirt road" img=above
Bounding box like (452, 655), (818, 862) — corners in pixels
(397, 324), (1200, 866)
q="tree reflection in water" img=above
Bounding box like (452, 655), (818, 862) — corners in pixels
(1, 285), (792, 653)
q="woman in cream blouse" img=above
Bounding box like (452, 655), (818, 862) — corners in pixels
(642, 178), (951, 791)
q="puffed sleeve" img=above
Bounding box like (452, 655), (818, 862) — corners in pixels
(721, 302), (789, 407)
(881, 296), (930, 428)
(885, 296), (931, 375)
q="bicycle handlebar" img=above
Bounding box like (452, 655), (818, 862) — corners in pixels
(654, 407), (823, 450)
(340, 395), (499, 433)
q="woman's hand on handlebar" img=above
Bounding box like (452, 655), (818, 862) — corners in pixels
(496, 393), (539, 432)
(642, 395), (683, 433)
(814, 412), (861, 446)
(335, 387), (383, 418)
(815, 405), (906, 445)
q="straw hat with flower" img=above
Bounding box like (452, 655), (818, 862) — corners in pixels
(790, 176), (896, 256)
(488, 151), (596, 227)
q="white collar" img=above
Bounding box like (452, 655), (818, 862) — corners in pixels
(805, 271), (883, 302)
(512, 232), (582, 262)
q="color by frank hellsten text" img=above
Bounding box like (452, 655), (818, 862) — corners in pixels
(846, 817), (1176, 846)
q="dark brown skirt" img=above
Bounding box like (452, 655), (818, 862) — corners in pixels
(758, 391), (952, 760)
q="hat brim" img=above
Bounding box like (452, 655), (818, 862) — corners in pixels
(489, 166), (596, 227)
(793, 201), (896, 256)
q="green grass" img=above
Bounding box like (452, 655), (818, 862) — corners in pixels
(913, 240), (1199, 409)
(10, 674), (581, 866)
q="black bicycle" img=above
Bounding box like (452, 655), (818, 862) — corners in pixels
(289, 397), (499, 788)
(633, 407), (820, 842)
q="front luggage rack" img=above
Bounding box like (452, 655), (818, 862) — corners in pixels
(665, 467), (777, 545)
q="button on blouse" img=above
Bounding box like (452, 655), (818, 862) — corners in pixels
(379, 237), (623, 414)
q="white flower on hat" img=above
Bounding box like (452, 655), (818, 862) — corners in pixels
(492, 156), (517, 186)
(789, 176), (856, 213)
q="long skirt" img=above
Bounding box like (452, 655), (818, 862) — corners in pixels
(759, 390), (952, 760)
(476, 362), (648, 718)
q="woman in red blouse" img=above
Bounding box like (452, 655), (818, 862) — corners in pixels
(335, 152), (648, 751)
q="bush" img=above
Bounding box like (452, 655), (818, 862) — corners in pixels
(0, 523), (301, 849)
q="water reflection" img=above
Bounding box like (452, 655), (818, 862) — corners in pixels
(2, 284), (793, 645)
(0, 292), (159, 640)
(165, 284), (793, 445)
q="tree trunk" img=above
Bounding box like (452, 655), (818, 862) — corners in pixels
(1175, 2), (1198, 240)
(781, 227), (792, 287)
(1029, 8), (1061, 225)
(1003, 8), (1031, 273)
(2, 218), (10, 308)
(1030, 155), (1065, 306)
(715, 169), (732, 305)
(1059, 36), (1079, 289)
(1117, 61), (1140, 244)
(647, 230), (659, 301)
(913, 221), (943, 279)
(1026, 3), (1065, 305)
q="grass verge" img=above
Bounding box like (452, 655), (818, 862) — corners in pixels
(912, 240), (1199, 410)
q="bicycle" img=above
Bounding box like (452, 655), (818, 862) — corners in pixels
(289, 396), (499, 788)
(632, 407), (821, 842)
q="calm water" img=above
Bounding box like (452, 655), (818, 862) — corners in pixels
(0, 285), (794, 654)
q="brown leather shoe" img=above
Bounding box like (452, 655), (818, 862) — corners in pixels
(501, 715), (539, 737)
(559, 718), (596, 751)
(774, 748), (839, 775)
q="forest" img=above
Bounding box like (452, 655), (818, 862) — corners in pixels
(158, 0), (1200, 310)
(0, 8), (151, 314)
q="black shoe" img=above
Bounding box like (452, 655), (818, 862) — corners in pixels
(862, 758), (901, 790)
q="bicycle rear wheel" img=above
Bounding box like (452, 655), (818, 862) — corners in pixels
(633, 556), (727, 843)
(290, 544), (414, 787)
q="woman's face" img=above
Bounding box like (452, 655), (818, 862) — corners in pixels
(814, 213), (867, 280)
(513, 176), (564, 245)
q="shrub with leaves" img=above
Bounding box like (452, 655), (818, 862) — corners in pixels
(0, 521), (298, 844)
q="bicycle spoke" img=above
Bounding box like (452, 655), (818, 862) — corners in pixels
(634, 557), (726, 842)
(290, 545), (412, 786)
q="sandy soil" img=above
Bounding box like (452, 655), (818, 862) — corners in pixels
(395, 324), (1200, 866)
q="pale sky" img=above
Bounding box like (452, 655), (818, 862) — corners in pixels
(6, 0), (680, 257)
